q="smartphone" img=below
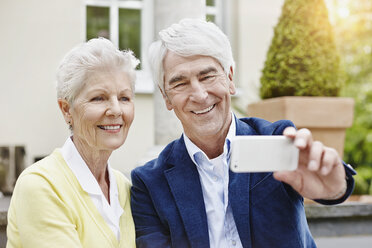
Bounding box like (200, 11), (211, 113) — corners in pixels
(230, 135), (299, 173)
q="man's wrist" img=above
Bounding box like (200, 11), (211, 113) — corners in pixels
(326, 179), (348, 200)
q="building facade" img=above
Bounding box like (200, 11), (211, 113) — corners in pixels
(0, 0), (284, 175)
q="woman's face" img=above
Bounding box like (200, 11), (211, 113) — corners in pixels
(69, 69), (134, 153)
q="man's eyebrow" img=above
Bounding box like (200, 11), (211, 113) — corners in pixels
(168, 75), (187, 85)
(198, 67), (218, 77)
(167, 67), (218, 85)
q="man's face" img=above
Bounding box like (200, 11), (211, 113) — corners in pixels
(162, 51), (236, 143)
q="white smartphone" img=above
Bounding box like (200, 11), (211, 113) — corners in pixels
(230, 136), (299, 173)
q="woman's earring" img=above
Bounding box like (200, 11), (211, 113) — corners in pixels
(68, 121), (72, 131)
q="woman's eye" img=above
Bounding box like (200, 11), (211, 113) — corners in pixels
(120, 96), (130, 102)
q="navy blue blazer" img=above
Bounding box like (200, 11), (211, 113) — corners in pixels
(131, 117), (355, 248)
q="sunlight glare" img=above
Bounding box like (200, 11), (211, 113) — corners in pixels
(337, 7), (350, 18)
(363, 45), (371, 54)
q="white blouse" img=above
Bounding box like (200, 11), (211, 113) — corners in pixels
(60, 137), (124, 241)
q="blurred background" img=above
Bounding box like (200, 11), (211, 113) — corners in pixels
(0, 0), (371, 192)
(1, 0), (372, 247)
(0, 0), (284, 177)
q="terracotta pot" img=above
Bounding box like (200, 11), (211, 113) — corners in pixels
(247, 96), (355, 157)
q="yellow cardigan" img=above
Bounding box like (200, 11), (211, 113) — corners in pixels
(6, 149), (136, 248)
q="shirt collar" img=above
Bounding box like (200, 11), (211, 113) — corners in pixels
(60, 137), (118, 199)
(184, 112), (236, 165)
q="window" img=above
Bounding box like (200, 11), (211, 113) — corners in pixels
(85, 0), (153, 93)
(118, 8), (141, 61)
(86, 6), (110, 40)
(85, 0), (226, 94)
(206, 0), (223, 28)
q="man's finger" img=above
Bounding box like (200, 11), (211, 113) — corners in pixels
(283, 126), (297, 138)
(307, 141), (324, 171)
(294, 128), (312, 150)
(320, 148), (339, 176)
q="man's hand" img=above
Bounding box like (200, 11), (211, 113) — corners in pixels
(273, 127), (347, 200)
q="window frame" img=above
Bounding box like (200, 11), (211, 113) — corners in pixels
(84, 0), (154, 93)
(83, 0), (227, 94)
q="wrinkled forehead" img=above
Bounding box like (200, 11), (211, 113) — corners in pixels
(163, 51), (223, 80)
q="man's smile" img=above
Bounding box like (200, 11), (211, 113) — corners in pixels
(191, 104), (215, 115)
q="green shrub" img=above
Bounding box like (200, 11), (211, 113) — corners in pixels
(353, 174), (369, 195)
(260, 0), (342, 99)
(336, 4), (372, 171)
(343, 84), (372, 170)
(353, 166), (372, 195)
(353, 175), (369, 195)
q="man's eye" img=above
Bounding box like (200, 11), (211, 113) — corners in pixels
(91, 96), (103, 101)
(201, 75), (215, 81)
(174, 82), (186, 88)
(120, 96), (130, 101)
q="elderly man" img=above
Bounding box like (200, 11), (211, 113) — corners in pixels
(131, 19), (355, 248)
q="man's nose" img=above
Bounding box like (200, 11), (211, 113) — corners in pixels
(189, 80), (208, 102)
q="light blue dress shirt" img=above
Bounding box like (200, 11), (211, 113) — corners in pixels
(184, 113), (243, 248)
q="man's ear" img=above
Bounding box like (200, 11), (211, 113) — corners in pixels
(58, 98), (73, 124)
(228, 66), (234, 81)
(158, 85), (173, 111)
(228, 66), (236, 95)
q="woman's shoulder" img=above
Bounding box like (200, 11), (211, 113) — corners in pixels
(15, 149), (72, 191)
(19, 149), (66, 177)
(111, 168), (131, 189)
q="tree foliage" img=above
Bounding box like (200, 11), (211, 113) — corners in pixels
(260, 0), (342, 99)
(330, 0), (372, 193)
(332, 1), (372, 166)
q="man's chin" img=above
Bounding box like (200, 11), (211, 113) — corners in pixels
(188, 128), (220, 139)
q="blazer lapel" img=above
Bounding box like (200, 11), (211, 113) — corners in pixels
(229, 171), (251, 247)
(164, 137), (210, 248)
(228, 116), (257, 247)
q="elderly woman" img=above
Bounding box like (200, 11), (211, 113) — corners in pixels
(6, 38), (138, 248)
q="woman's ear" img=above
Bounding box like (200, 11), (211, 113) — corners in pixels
(58, 98), (72, 124)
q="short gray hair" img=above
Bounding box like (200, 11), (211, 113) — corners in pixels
(148, 18), (235, 92)
(56, 37), (140, 104)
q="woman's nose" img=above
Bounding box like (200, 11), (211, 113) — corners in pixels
(106, 99), (122, 117)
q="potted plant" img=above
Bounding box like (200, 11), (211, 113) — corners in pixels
(247, 0), (354, 157)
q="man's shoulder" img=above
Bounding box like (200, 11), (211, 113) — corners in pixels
(131, 138), (183, 177)
(237, 116), (295, 135)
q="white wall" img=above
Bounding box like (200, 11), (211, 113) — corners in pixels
(0, 0), (154, 175)
(232, 0), (285, 109)
(0, 0), (83, 166)
(0, 0), (288, 176)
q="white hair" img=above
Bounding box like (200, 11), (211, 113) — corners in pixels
(56, 37), (140, 104)
(148, 18), (235, 92)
